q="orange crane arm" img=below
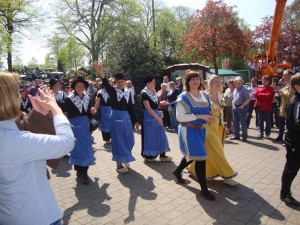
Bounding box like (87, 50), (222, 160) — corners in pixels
(266, 0), (287, 66)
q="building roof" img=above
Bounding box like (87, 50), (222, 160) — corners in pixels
(209, 69), (239, 76)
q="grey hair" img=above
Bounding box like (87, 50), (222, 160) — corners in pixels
(161, 83), (167, 88)
(234, 76), (243, 84)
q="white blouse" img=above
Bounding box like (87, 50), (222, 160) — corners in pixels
(0, 114), (75, 225)
(176, 91), (208, 122)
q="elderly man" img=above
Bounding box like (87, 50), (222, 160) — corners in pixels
(275, 69), (295, 141)
(176, 77), (183, 94)
(157, 83), (171, 128)
(231, 76), (251, 142)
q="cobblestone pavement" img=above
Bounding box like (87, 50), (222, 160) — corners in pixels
(50, 120), (300, 225)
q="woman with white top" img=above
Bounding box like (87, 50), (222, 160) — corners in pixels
(0, 71), (75, 225)
(173, 70), (215, 201)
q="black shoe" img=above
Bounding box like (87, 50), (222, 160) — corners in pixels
(200, 190), (216, 201)
(82, 175), (90, 185)
(241, 138), (248, 142)
(275, 137), (283, 142)
(76, 171), (83, 178)
(230, 137), (240, 141)
(281, 194), (300, 207)
(173, 170), (185, 184)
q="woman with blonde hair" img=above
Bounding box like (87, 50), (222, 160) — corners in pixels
(189, 75), (238, 186)
(0, 72), (75, 225)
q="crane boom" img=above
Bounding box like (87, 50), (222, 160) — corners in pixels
(267, 0), (287, 66)
(253, 0), (291, 78)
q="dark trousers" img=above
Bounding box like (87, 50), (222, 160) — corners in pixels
(102, 131), (111, 141)
(74, 165), (89, 175)
(278, 116), (286, 139)
(162, 108), (171, 128)
(281, 145), (300, 197)
(225, 106), (233, 130)
(271, 102), (279, 128)
(174, 157), (208, 191)
(258, 111), (271, 136)
(246, 100), (258, 128)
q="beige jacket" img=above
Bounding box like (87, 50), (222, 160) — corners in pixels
(279, 82), (294, 117)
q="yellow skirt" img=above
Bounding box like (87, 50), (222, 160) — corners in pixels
(189, 122), (237, 180)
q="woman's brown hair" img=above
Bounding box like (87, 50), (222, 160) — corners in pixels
(184, 70), (201, 92)
(0, 72), (22, 121)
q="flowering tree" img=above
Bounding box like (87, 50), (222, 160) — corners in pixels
(181, 0), (250, 74)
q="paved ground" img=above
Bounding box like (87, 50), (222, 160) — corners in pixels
(50, 119), (300, 225)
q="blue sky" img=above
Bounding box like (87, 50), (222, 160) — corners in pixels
(17, 0), (294, 65)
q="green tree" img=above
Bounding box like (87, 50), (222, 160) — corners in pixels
(0, 0), (40, 71)
(181, 0), (250, 75)
(27, 56), (38, 67)
(47, 33), (65, 69)
(12, 55), (23, 71)
(58, 35), (86, 72)
(54, 0), (139, 62)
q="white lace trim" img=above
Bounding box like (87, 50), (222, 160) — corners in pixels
(115, 88), (130, 103)
(55, 91), (64, 102)
(69, 92), (90, 113)
(97, 88), (110, 103)
(141, 86), (158, 104)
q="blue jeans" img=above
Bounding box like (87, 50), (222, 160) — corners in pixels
(50, 219), (62, 225)
(258, 110), (271, 136)
(233, 106), (248, 139)
(271, 102), (279, 128)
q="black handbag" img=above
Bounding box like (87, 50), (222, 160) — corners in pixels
(89, 118), (99, 132)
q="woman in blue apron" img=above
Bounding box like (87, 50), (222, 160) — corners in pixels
(95, 85), (112, 144)
(141, 75), (172, 162)
(63, 76), (96, 184)
(93, 63), (139, 173)
(173, 70), (215, 201)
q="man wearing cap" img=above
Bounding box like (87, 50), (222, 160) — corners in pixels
(93, 63), (139, 173)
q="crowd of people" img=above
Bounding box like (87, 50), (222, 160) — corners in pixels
(1, 66), (300, 224)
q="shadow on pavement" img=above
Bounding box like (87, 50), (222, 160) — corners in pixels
(117, 169), (157, 224)
(143, 161), (177, 181)
(51, 157), (72, 178)
(62, 178), (111, 225)
(246, 139), (280, 151)
(181, 180), (285, 224)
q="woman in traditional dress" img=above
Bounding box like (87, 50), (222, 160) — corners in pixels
(95, 84), (112, 144)
(189, 75), (238, 186)
(63, 76), (96, 184)
(173, 70), (215, 201)
(141, 75), (172, 162)
(93, 63), (139, 173)
(50, 78), (67, 109)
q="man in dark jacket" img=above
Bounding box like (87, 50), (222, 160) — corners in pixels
(280, 73), (300, 207)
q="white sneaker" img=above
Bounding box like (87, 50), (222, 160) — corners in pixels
(122, 163), (130, 168)
(117, 167), (128, 173)
(105, 140), (112, 144)
(144, 158), (156, 162)
(159, 155), (173, 162)
(266, 135), (270, 139)
(224, 178), (238, 186)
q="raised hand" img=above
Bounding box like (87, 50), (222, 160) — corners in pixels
(93, 63), (105, 79)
